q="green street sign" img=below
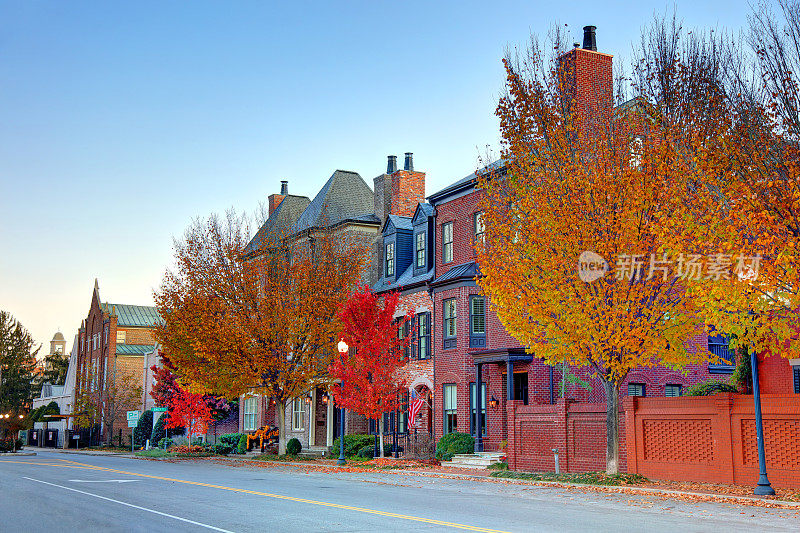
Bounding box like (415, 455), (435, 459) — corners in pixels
(152, 407), (167, 413)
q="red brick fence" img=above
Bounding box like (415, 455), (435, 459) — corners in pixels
(625, 393), (800, 489)
(506, 394), (800, 489)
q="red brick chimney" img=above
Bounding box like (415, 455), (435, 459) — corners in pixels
(268, 181), (288, 218)
(559, 25), (613, 135)
(389, 153), (425, 217)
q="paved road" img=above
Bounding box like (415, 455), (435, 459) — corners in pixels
(0, 450), (797, 532)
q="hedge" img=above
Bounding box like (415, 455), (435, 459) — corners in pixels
(237, 434), (248, 454)
(220, 433), (246, 452)
(436, 432), (474, 461)
(332, 434), (375, 457)
(685, 379), (738, 396)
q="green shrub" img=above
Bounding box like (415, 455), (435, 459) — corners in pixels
(435, 432), (474, 461)
(237, 434), (248, 454)
(209, 443), (232, 455)
(332, 434), (375, 457)
(158, 437), (174, 449)
(151, 412), (182, 445)
(286, 438), (302, 455)
(487, 462), (509, 470)
(219, 433), (245, 452)
(0, 439), (24, 452)
(133, 410), (154, 449)
(685, 379), (738, 396)
(356, 445), (374, 458)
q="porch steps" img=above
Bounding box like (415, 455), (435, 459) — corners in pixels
(443, 452), (504, 470)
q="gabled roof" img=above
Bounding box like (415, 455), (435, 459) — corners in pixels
(431, 261), (481, 287)
(102, 304), (161, 328)
(428, 160), (506, 204)
(246, 194), (311, 254)
(382, 214), (413, 234)
(292, 170), (377, 233)
(373, 263), (434, 293)
(412, 202), (434, 223)
(115, 344), (157, 356)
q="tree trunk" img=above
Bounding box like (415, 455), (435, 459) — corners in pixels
(379, 417), (385, 458)
(277, 402), (286, 455)
(603, 378), (620, 474)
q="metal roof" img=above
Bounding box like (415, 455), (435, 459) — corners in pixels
(384, 214), (413, 233)
(115, 344), (157, 356)
(428, 160), (506, 204)
(431, 261), (481, 287)
(102, 303), (161, 328)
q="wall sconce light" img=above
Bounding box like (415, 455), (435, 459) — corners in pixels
(321, 393), (329, 405)
(305, 394), (312, 404)
(489, 395), (499, 408)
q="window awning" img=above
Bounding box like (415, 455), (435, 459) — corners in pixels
(468, 347), (532, 365)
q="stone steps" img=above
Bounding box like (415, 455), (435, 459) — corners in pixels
(442, 451), (505, 470)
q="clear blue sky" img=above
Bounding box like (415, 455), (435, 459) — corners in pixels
(0, 1), (755, 351)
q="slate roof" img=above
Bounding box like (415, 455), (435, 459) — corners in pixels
(101, 303), (161, 328)
(292, 170), (377, 233)
(115, 344), (157, 356)
(246, 194), (311, 254)
(384, 214), (413, 233)
(373, 264), (434, 293)
(430, 261), (481, 287)
(415, 203), (434, 218)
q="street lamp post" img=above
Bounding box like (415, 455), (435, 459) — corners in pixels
(750, 348), (775, 496)
(336, 339), (348, 466)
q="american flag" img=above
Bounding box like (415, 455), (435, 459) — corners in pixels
(409, 389), (425, 428)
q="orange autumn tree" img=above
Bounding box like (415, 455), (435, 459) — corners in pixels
(476, 25), (719, 472)
(678, 2), (800, 361)
(155, 211), (369, 454)
(167, 391), (212, 442)
(328, 286), (411, 458)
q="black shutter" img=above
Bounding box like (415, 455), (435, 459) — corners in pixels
(794, 366), (800, 394)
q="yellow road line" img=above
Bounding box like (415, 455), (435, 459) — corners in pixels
(1, 458), (510, 533)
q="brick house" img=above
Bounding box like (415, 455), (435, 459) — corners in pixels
(239, 156), (425, 450)
(75, 280), (159, 443)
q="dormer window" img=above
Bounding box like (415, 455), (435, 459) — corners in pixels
(415, 232), (426, 268)
(385, 242), (395, 277)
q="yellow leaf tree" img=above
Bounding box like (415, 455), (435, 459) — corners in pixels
(477, 25), (720, 472)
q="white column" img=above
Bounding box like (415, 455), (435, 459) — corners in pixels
(326, 393), (334, 446)
(309, 389), (316, 447)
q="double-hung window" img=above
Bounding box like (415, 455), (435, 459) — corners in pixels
(292, 398), (304, 430)
(385, 242), (395, 277)
(417, 312), (431, 359)
(443, 298), (457, 349)
(415, 232), (426, 268)
(664, 384), (682, 397)
(116, 330), (126, 344)
(397, 319), (410, 360)
(243, 397), (258, 431)
(473, 212), (485, 245)
(443, 384), (457, 434)
(470, 382), (486, 436)
(469, 296), (486, 348)
(442, 222), (453, 263)
(708, 333), (735, 373)
(628, 383), (646, 397)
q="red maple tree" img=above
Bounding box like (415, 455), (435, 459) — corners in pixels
(166, 391), (212, 441)
(328, 285), (411, 457)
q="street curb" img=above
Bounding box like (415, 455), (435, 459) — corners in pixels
(0, 452), (36, 457)
(222, 460), (800, 507)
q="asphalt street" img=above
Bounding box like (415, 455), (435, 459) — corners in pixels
(0, 450), (797, 532)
